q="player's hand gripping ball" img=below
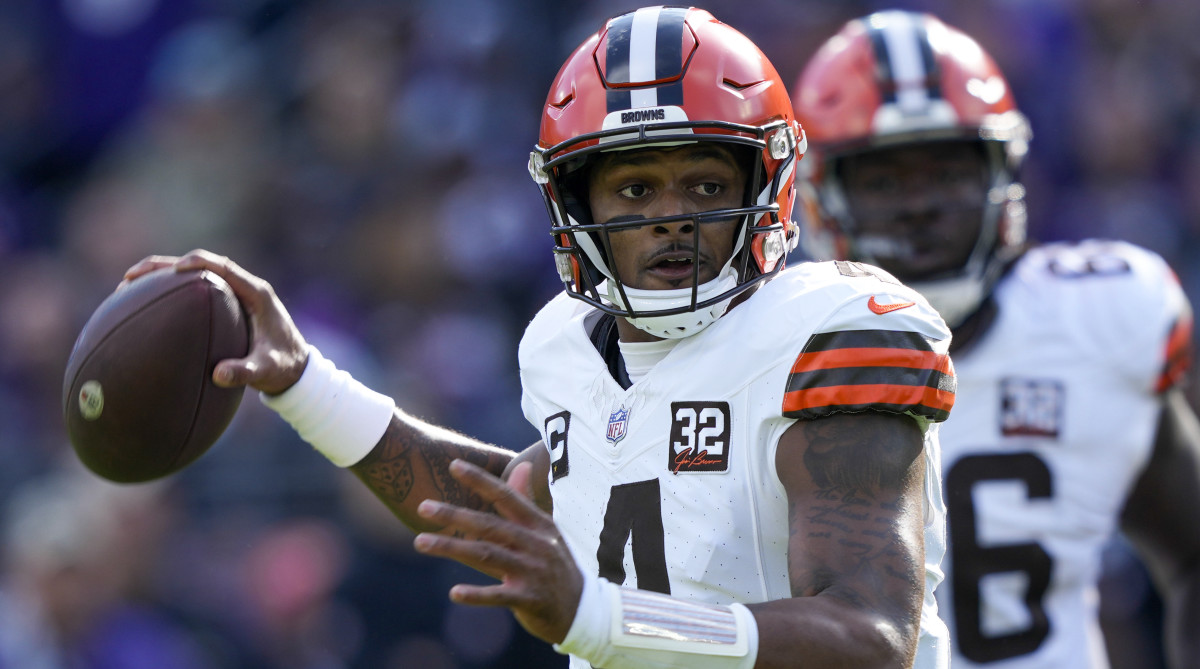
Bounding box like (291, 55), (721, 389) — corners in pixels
(63, 268), (249, 483)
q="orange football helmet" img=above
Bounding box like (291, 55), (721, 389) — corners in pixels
(529, 6), (803, 338)
(792, 10), (1032, 327)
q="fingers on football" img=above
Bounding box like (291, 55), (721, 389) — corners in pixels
(212, 358), (256, 388)
(120, 255), (182, 285)
(175, 250), (268, 306)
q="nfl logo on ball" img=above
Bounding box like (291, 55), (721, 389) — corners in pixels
(606, 406), (630, 444)
(78, 380), (104, 420)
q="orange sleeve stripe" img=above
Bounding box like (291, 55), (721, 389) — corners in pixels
(1165, 312), (1193, 361)
(790, 347), (953, 375)
(783, 383), (955, 415)
(1157, 312), (1195, 393)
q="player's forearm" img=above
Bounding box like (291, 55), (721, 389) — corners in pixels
(556, 578), (917, 669)
(749, 592), (918, 669)
(350, 413), (516, 533)
(261, 345), (516, 531)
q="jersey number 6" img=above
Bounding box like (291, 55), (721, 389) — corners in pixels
(945, 452), (1053, 663)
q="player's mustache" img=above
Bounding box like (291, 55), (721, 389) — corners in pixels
(598, 214), (712, 265)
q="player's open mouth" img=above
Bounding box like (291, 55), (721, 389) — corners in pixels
(648, 256), (699, 282)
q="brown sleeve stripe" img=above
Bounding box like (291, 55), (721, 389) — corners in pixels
(789, 346), (955, 375)
(802, 329), (933, 353)
(783, 329), (956, 422)
(787, 358), (952, 393)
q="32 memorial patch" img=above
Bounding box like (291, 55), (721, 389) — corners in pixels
(668, 401), (731, 473)
(1000, 378), (1064, 438)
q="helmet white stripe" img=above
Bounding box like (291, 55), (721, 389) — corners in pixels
(877, 12), (930, 114)
(629, 7), (662, 108)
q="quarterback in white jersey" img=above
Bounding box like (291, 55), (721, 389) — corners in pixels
(520, 261), (954, 669)
(125, 7), (958, 669)
(794, 10), (1200, 669)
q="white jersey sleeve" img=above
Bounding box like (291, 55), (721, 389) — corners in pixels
(779, 263), (955, 427)
(1015, 240), (1193, 394)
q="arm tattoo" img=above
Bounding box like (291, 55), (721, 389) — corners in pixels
(419, 439), (495, 512)
(788, 413), (923, 620)
(353, 421), (512, 516)
(802, 413), (917, 494)
(356, 430), (417, 504)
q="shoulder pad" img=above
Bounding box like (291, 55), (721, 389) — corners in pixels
(776, 262), (955, 422)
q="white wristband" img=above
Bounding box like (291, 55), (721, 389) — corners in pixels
(555, 572), (759, 669)
(555, 573), (612, 660)
(260, 345), (395, 467)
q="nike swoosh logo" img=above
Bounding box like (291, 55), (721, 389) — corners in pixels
(868, 295), (916, 315)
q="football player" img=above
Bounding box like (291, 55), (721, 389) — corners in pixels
(792, 10), (1200, 669)
(126, 7), (956, 669)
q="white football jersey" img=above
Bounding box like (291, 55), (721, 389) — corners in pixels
(519, 261), (955, 669)
(935, 240), (1194, 668)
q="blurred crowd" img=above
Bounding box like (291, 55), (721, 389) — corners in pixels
(0, 0), (1196, 667)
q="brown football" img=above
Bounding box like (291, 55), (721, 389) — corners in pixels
(63, 268), (249, 483)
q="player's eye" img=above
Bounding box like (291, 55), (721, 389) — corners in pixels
(692, 182), (723, 196)
(618, 183), (649, 198)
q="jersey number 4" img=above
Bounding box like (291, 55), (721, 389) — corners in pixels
(596, 479), (671, 594)
(946, 452), (1053, 663)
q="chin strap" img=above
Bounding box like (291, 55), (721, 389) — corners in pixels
(607, 266), (739, 339)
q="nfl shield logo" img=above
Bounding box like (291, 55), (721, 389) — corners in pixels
(606, 406), (630, 444)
